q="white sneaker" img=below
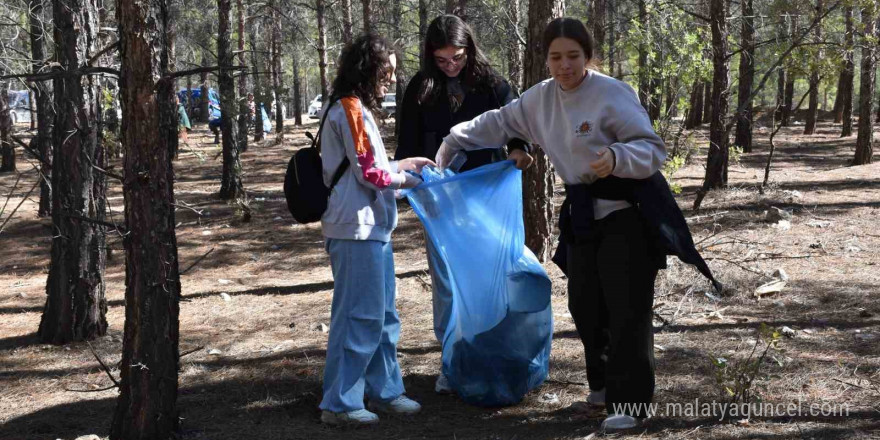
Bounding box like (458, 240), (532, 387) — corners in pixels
(600, 414), (643, 433)
(435, 373), (453, 394)
(368, 395), (422, 415)
(587, 388), (606, 406)
(320, 408), (379, 425)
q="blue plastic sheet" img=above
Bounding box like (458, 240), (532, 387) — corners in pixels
(405, 160), (553, 406)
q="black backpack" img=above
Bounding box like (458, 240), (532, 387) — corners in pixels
(284, 98), (349, 223)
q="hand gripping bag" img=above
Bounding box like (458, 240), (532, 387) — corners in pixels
(405, 160), (553, 406)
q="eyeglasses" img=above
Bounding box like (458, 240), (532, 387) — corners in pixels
(435, 52), (467, 68)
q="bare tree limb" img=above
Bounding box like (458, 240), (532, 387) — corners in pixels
(87, 342), (120, 388)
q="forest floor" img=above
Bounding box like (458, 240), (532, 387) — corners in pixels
(1, 115), (879, 440)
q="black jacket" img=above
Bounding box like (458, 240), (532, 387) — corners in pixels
(552, 172), (722, 292)
(395, 71), (528, 171)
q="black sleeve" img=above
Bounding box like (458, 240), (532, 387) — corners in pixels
(394, 73), (424, 161)
(495, 79), (531, 154)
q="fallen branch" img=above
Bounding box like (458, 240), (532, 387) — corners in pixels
(705, 256), (770, 278)
(64, 383), (118, 393)
(686, 211), (729, 223)
(87, 341), (120, 388)
(0, 178), (40, 235)
(180, 345), (206, 359)
(180, 247), (215, 275)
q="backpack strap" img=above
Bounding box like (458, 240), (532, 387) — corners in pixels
(311, 96), (350, 192)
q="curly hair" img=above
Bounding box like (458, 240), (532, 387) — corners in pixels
(418, 14), (499, 105)
(330, 33), (395, 116)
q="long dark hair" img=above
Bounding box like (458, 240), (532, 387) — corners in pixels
(418, 14), (498, 104)
(331, 33), (395, 115)
(542, 18), (598, 69)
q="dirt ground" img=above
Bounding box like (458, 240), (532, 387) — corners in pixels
(1, 115), (879, 440)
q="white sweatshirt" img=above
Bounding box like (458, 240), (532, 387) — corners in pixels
(443, 70), (667, 219)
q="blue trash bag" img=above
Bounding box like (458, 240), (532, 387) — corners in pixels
(261, 105), (272, 133)
(405, 160), (553, 407)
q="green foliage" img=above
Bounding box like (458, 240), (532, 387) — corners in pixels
(710, 323), (785, 416)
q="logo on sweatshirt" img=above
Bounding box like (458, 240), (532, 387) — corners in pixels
(575, 119), (593, 137)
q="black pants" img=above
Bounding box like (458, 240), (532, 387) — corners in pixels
(567, 207), (658, 418)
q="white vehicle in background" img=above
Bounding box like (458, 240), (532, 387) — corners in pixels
(7, 90), (32, 125)
(381, 93), (396, 119)
(307, 94), (323, 119)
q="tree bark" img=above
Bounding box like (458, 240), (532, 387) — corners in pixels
(237, 0), (249, 153)
(31, 0), (54, 216)
(702, 81), (712, 124)
(110, 0), (181, 435)
(507, 0), (523, 91)
(271, 2), (284, 139)
(317, 0), (329, 99)
(608, 0), (617, 77)
(218, 0), (243, 200)
(362, 0), (373, 33)
(38, 0), (107, 345)
(694, 0), (729, 209)
(341, 0), (353, 45)
(734, 0), (754, 152)
(0, 81), (13, 173)
(419, 0), (428, 70)
(804, 0), (823, 135)
(841, 6), (855, 137)
(685, 79), (703, 129)
(392, 0), (407, 125)
(853, 7), (877, 165)
(522, 0), (564, 262)
(250, 22), (265, 142)
(293, 51), (303, 125)
(588, 0), (606, 60)
(199, 53), (210, 123)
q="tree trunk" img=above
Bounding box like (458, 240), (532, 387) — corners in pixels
(522, 0), (564, 262)
(237, 0), (249, 153)
(637, 0), (651, 117)
(841, 6), (855, 137)
(31, 0), (54, 216)
(685, 79), (703, 129)
(362, 0), (373, 33)
(199, 53), (210, 123)
(607, 0), (616, 77)
(38, 0), (107, 345)
(392, 0), (407, 125)
(832, 67), (844, 122)
(293, 51), (303, 125)
(271, 2), (284, 139)
(694, 0), (729, 210)
(250, 22), (265, 142)
(317, 0), (329, 99)
(804, 0), (823, 135)
(0, 81), (13, 172)
(507, 0), (523, 91)
(702, 81), (712, 124)
(218, 0), (243, 200)
(734, 0), (754, 152)
(110, 0), (181, 435)
(588, 0), (606, 60)
(775, 68), (787, 121)
(419, 0), (428, 70)
(853, 8), (877, 165)
(341, 0), (353, 45)
(782, 71), (795, 126)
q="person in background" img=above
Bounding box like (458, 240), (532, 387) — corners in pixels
(394, 14), (532, 395)
(317, 32), (435, 426)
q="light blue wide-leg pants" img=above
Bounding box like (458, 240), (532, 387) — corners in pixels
(319, 238), (405, 413)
